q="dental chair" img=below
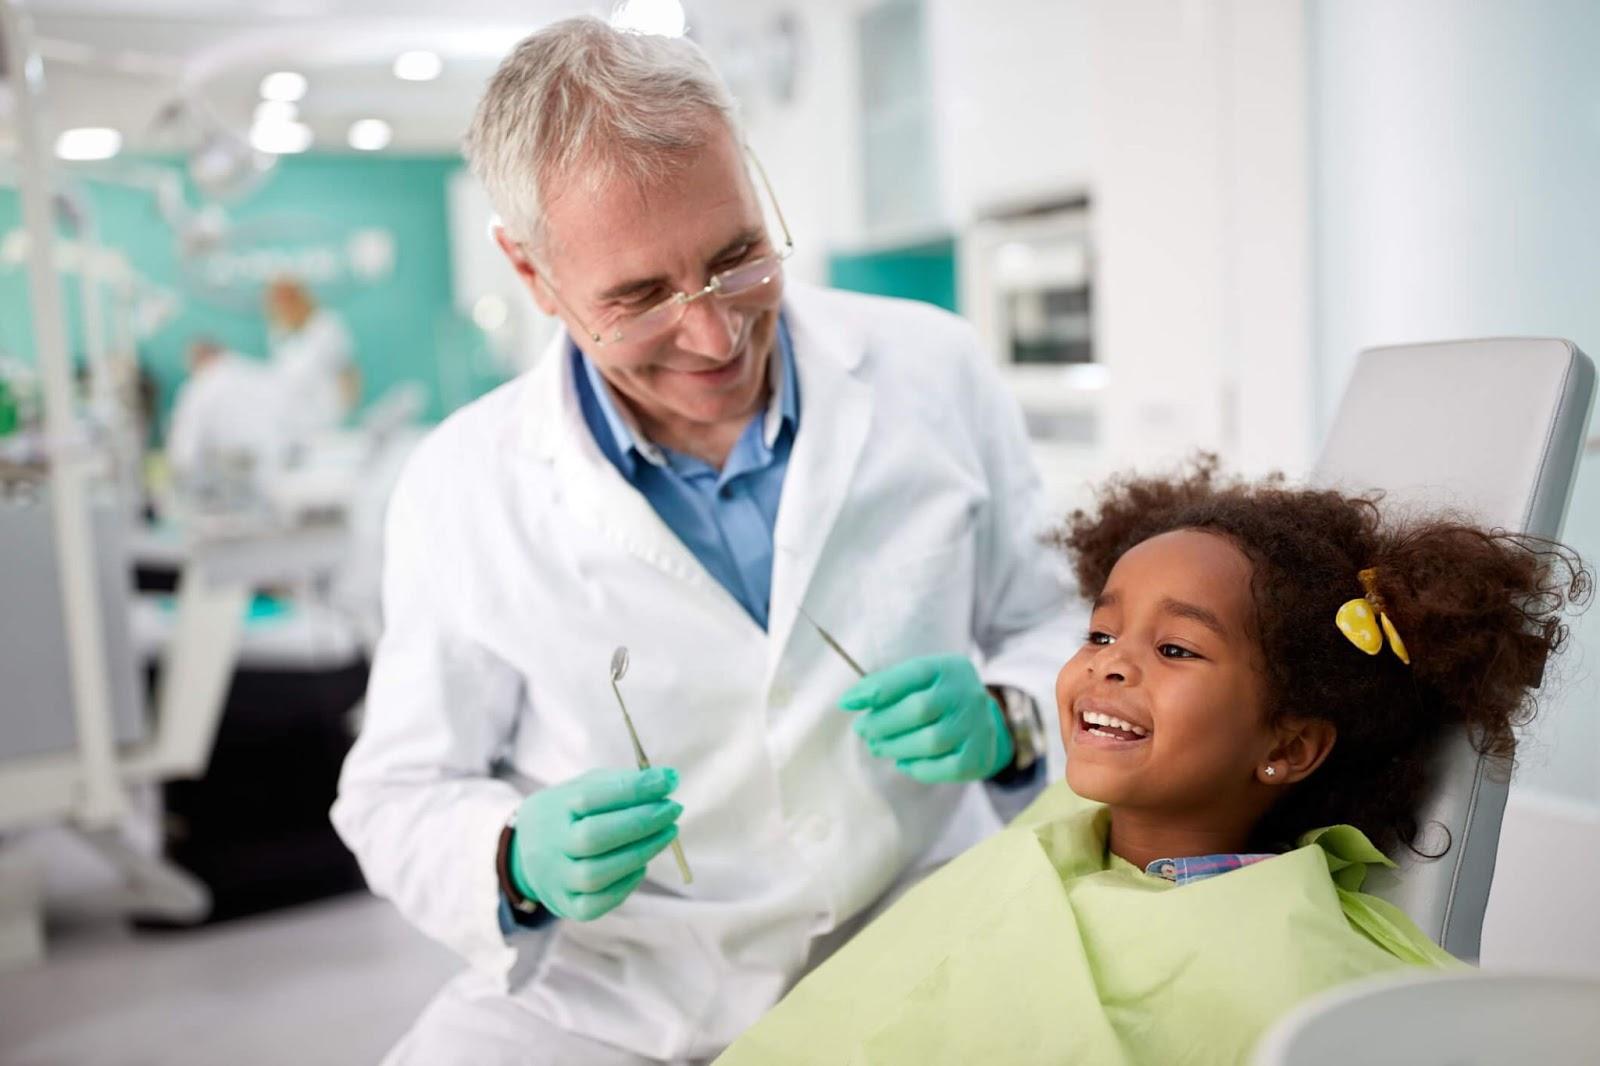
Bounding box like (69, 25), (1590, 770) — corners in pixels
(1310, 337), (1595, 961)
(1252, 970), (1600, 1065)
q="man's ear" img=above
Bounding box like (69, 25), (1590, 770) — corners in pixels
(493, 226), (559, 317)
(1257, 716), (1337, 787)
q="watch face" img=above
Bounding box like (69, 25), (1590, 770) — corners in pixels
(1004, 689), (1044, 767)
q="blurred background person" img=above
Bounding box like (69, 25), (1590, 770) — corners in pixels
(264, 277), (360, 441)
(165, 336), (290, 491)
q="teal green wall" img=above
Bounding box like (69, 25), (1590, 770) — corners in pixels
(0, 154), (480, 428)
(826, 237), (959, 313)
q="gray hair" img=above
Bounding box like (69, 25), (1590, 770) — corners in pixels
(465, 16), (742, 249)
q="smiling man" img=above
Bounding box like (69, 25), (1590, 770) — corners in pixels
(332, 17), (1075, 1065)
(521, 128), (782, 469)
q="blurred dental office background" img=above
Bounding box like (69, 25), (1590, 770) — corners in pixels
(2, 1), (1598, 1062)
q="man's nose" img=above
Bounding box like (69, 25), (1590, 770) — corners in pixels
(673, 296), (738, 359)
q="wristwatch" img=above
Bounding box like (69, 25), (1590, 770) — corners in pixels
(496, 809), (542, 919)
(991, 685), (1045, 780)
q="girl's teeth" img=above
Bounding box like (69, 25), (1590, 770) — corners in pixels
(1082, 710), (1149, 737)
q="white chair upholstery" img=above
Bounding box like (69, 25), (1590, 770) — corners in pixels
(1250, 971), (1600, 1066)
(1312, 338), (1595, 960)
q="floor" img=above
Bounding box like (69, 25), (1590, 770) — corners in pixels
(0, 893), (458, 1066)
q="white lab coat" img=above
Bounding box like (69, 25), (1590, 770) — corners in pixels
(269, 308), (353, 439)
(165, 351), (290, 481)
(332, 282), (1078, 1060)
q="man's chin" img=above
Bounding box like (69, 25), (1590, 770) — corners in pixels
(664, 395), (757, 428)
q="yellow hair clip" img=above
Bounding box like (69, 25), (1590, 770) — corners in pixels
(1334, 567), (1411, 665)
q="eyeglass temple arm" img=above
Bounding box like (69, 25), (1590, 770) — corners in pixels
(744, 145), (794, 256)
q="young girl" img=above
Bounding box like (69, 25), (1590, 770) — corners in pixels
(717, 458), (1588, 1066)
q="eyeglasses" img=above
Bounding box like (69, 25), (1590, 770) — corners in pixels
(534, 148), (794, 349)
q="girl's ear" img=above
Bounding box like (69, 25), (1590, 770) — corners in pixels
(1257, 717), (1337, 786)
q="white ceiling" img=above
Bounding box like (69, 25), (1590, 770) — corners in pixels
(5, 0), (652, 154)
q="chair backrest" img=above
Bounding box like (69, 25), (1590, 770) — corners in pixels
(1311, 337), (1594, 960)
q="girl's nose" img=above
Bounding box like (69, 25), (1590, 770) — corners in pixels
(1088, 645), (1140, 685)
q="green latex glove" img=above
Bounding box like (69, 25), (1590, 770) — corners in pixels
(840, 654), (1014, 784)
(509, 766), (682, 921)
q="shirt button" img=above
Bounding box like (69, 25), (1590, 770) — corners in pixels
(771, 684), (793, 709)
(717, 485), (732, 500)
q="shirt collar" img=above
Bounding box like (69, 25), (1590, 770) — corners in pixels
(575, 313), (798, 473)
(1145, 852), (1275, 886)
(764, 314), (799, 449)
(578, 350), (658, 473)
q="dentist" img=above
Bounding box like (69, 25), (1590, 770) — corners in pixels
(333, 16), (1074, 1064)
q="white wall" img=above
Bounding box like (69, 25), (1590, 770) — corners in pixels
(702, 0), (1317, 503)
(1086, 1), (1226, 473)
(1224, 1), (1317, 478)
(700, 1), (866, 283)
(1312, 0), (1600, 808)
(1480, 789), (1600, 974)
(706, 0), (1096, 258)
(925, 0), (1092, 221)
(1086, 0), (1315, 479)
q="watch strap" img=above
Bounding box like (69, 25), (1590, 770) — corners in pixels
(496, 812), (542, 917)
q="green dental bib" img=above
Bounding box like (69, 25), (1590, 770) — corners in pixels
(718, 782), (1459, 1066)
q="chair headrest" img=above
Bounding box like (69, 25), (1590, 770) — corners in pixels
(1311, 337), (1594, 959)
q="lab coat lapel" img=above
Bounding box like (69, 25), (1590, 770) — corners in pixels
(766, 288), (873, 678)
(518, 336), (720, 595)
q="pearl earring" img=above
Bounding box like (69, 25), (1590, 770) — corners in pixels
(1264, 765), (1278, 778)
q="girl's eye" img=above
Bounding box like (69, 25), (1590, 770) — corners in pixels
(1158, 643), (1198, 659)
(1087, 630), (1115, 646)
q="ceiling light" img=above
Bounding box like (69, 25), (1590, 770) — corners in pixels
(259, 71), (307, 102)
(254, 100), (298, 125)
(347, 118), (392, 152)
(393, 51), (442, 81)
(250, 119), (313, 155)
(611, 0), (687, 37)
(473, 294), (509, 332)
(55, 127), (122, 161)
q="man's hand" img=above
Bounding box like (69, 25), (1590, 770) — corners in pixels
(509, 767), (682, 921)
(840, 655), (1014, 784)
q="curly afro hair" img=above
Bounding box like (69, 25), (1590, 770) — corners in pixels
(1053, 455), (1589, 856)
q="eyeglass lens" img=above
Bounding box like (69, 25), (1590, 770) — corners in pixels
(622, 255), (785, 342)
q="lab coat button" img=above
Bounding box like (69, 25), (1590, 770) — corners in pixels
(770, 684), (793, 708)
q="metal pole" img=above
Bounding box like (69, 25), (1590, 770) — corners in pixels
(1, 0), (126, 824)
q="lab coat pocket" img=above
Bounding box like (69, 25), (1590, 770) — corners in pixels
(864, 535), (977, 670)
